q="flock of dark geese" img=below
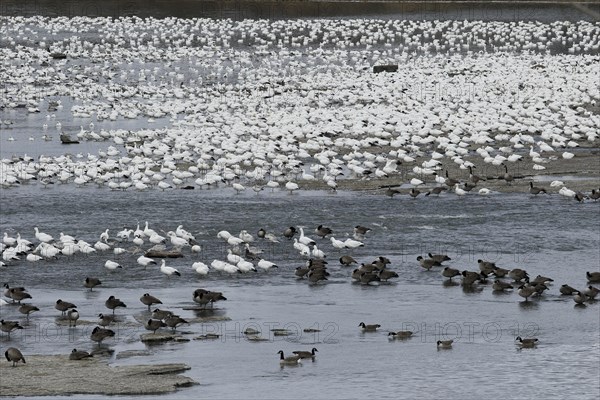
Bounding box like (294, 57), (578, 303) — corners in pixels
(2, 221), (600, 367)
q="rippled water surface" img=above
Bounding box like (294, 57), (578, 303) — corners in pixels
(1, 187), (599, 399)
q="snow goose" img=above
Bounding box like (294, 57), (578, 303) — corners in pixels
(160, 259), (181, 277)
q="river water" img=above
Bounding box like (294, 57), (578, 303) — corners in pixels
(1, 186), (599, 399)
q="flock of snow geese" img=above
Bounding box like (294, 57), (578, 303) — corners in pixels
(0, 17), (599, 198)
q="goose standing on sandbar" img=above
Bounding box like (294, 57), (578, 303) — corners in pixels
(5, 347), (25, 366)
(105, 295), (127, 314)
(140, 293), (162, 310)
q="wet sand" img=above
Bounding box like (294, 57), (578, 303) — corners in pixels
(0, 356), (196, 396)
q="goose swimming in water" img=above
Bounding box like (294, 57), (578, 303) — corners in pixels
(292, 348), (318, 359)
(358, 322), (381, 331)
(277, 350), (301, 365)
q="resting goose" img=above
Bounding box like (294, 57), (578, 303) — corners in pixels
(358, 322), (380, 331)
(292, 348), (318, 359)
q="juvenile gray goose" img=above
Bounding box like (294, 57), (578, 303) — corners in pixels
(55, 299), (76, 315)
(84, 277), (102, 291)
(442, 267), (461, 280)
(105, 296), (126, 314)
(140, 293), (162, 310)
(292, 348), (318, 359)
(586, 271), (600, 283)
(90, 326), (115, 343)
(277, 350), (301, 365)
(145, 319), (167, 334)
(559, 284), (577, 295)
(339, 255), (357, 266)
(18, 304), (39, 320)
(516, 336), (538, 348)
(5, 347), (25, 367)
(359, 322), (380, 331)
(417, 256), (440, 270)
(388, 331), (413, 339)
(69, 349), (93, 360)
(1, 320), (24, 337)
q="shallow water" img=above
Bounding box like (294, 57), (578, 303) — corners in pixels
(1, 188), (599, 399)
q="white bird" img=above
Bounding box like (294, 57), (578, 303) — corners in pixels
(105, 260), (122, 270)
(227, 236), (245, 246)
(26, 254), (43, 262)
(100, 229), (109, 242)
(169, 232), (189, 247)
(149, 233), (166, 244)
(227, 249), (243, 264)
(550, 180), (564, 187)
(311, 245), (326, 259)
(285, 181), (299, 194)
(232, 183), (245, 194)
(454, 184), (467, 196)
(344, 238), (364, 248)
(298, 227), (316, 246)
(192, 261), (209, 275)
(410, 178), (423, 186)
(191, 245), (202, 253)
(113, 247), (127, 255)
(94, 241), (111, 251)
(160, 259), (181, 277)
(257, 259), (278, 271)
(237, 260), (256, 272)
(562, 152), (574, 159)
(137, 255), (156, 268)
(293, 239), (311, 255)
(34, 227), (53, 243)
(330, 237), (347, 249)
(175, 225), (195, 241)
(239, 230), (254, 243)
(478, 188), (491, 195)
(217, 230), (232, 240)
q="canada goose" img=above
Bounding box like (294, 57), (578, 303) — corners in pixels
(492, 267), (509, 278)
(90, 326), (115, 343)
(477, 259), (496, 275)
(468, 166), (481, 184)
(18, 304), (39, 320)
(307, 258), (328, 268)
(425, 186), (447, 196)
(531, 275), (554, 285)
(105, 296), (127, 314)
(492, 280), (513, 292)
(354, 225), (371, 236)
(339, 255), (357, 266)
(590, 189), (600, 201)
(388, 331), (413, 339)
(359, 322), (380, 331)
(292, 348), (318, 359)
(509, 268), (529, 282)
(587, 272), (600, 283)
(307, 270), (328, 284)
(55, 299), (77, 315)
(97, 313), (115, 326)
(5, 347), (25, 366)
(461, 270), (480, 285)
(257, 228), (266, 239)
(442, 267), (461, 280)
(583, 285), (599, 300)
(193, 289), (227, 308)
(559, 284), (577, 295)
(529, 182), (547, 195)
(164, 315), (188, 330)
(444, 170), (459, 187)
(0, 320), (24, 337)
(67, 309), (80, 327)
(360, 272), (380, 285)
(358, 263), (378, 273)
(463, 182), (477, 192)
(437, 340), (453, 348)
(518, 285), (537, 301)
(152, 308), (173, 320)
(8, 289), (32, 304)
(417, 256), (440, 270)
(9, 289), (32, 304)
(515, 336), (538, 348)
(283, 227), (297, 240)
(84, 277), (102, 291)
(574, 191), (585, 202)
(69, 349), (93, 360)
(502, 164), (513, 184)
(429, 253), (451, 263)
(378, 269), (399, 282)
(385, 187), (401, 197)
(409, 188), (420, 198)
(295, 266), (310, 278)
(573, 291), (587, 305)
(351, 269), (363, 280)
(277, 350), (301, 365)
(145, 318), (167, 333)
(315, 225), (333, 238)
(140, 293), (162, 310)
